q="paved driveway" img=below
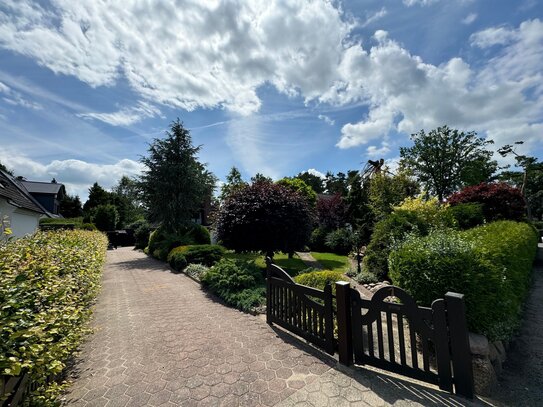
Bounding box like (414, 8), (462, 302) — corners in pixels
(63, 248), (481, 407)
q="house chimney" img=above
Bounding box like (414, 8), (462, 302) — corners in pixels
(51, 178), (57, 183)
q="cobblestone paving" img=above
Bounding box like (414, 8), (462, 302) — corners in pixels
(63, 248), (484, 407)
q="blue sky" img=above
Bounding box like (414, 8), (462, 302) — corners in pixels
(0, 0), (542, 201)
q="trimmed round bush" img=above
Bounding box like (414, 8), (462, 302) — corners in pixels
(352, 270), (379, 284)
(167, 244), (225, 267)
(147, 223), (212, 260)
(168, 252), (188, 271)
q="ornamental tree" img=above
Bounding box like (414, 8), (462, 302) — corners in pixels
(216, 181), (315, 256)
(448, 182), (526, 222)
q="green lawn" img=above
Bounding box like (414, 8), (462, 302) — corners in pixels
(310, 252), (350, 273)
(223, 252), (308, 276)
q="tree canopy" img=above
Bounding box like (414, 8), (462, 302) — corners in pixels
(139, 119), (216, 233)
(400, 126), (497, 200)
(220, 166), (246, 201)
(276, 177), (317, 206)
(295, 171), (324, 194)
(216, 181), (314, 256)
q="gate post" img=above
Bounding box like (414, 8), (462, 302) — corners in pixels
(336, 281), (353, 365)
(266, 262), (272, 325)
(445, 292), (474, 399)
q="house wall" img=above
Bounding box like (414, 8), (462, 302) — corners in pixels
(0, 199), (41, 238)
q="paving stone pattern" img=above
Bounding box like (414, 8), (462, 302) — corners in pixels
(63, 248), (484, 407)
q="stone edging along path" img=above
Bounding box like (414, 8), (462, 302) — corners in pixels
(62, 247), (483, 407)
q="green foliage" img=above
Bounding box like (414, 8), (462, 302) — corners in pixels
(184, 264), (210, 281)
(80, 223), (97, 231)
(139, 118), (216, 233)
(92, 204), (118, 231)
(294, 270), (346, 291)
(295, 171), (324, 194)
(352, 270), (379, 284)
(59, 193), (83, 218)
(220, 166), (247, 201)
(388, 221), (539, 341)
(168, 251), (188, 271)
(0, 230), (108, 401)
(324, 228), (354, 255)
(147, 224), (211, 259)
(83, 182), (110, 213)
(129, 219), (151, 249)
(201, 259), (265, 311)
(445, 203), (485, 230)
(309, 227), (328, 252)
(368, 171), (419, 221)
(276, 177), (317, 206)
(400, 126), (497, 201)
(168, 244), (225, 267)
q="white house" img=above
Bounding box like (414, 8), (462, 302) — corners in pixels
(0, 170), (48, 238)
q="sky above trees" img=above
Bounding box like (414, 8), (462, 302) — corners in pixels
(0, 0), (541, 200)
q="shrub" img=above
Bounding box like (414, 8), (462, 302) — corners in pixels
(168, 244), (225, 267)
(80, 223), (97, 231)
(0, 230), (108, 402)
(309, 227), (328, 252)
(132, 221), (152, 249)
(216, 181), (314, 255)
(388, 221), (539, 341)
(92, 204), (119, 231)
(184, 264), (209, 281)
(147, 223), (211, 260)
(448, 182), (526, 222)
(352, 270), (379, 285)
(294, 270), (346, 291)
(201, 259), (266, 311)
(325, 228), (354, 255)
(168, 251), (188, 271)
(446, 203), (485, 230)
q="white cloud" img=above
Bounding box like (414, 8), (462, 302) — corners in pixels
(0, 0), (352, 116)
(403, 0), (439, 7)
(324, 20), (543, 155)
(0, 80), (42, 110)
(0, 149), (143, 200)
(318, 114), (335, 125)
(462, 13), (477, 25)
(307, 168), (326, 179)
(78, 101), (162, 126)
(470, 26), (517, 48)
(361, 7), (387, 28)
(366, 143), (391, 158)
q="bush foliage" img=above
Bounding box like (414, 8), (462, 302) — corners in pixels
(168, 244), (225, 270)
(0, 230), (108, 401)
(388, 221), (538, 340)
(324, 228), (354, 255)
(445, 203), (485, 230)
(448, 182), (526, 222)
(200, 259), (265, 311)
(147, 224), (211, 260)
(294, 270), (346, 292)
(216, 181), (314, 255)
(184, 264), (209, 281)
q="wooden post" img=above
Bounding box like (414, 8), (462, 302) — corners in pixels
(336, 281), (353, 365)
(431, 299), (453, 393)
(323, 284), (335, 355)
(445, 292), (474, 399)
(266, 263), (272, 325)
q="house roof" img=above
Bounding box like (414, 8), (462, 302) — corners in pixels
(20, 180), (64, 195)
(0, 170), (47, 215)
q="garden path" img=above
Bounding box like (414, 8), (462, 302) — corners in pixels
(294, 252), (324, 270)
(483, 243), (543, 406)
(62, 247), (483, 407)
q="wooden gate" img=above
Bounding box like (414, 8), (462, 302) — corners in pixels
(266, 260), (335, 355)
(336, 282), (474, 398)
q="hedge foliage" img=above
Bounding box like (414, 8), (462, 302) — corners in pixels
(168, 245), (225, 271)
(294, 270), (346, 292)
(0, 230), (108, 401)
(389, 221), (538, 341)
(147, 224), (211, 260)
(200, 259), (265, 311)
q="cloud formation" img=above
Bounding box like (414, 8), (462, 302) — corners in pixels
(0, 80), (42, 110)
(0, 149), (143, 200)
(78, 101), (163, 126)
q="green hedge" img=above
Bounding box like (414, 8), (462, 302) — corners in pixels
(200, 259), (265, 311)
(389, 221), (539, 341)
(147, 224), (211, 260)
(168, 245), (225, 271)
(0, 230), (108, 402)
(294, 270), (346, 292)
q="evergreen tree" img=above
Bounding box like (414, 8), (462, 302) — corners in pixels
(139, 119), (216, 232)
(220, 166), (246, 201)
(59, 194), (83, 218)
(83, 182), (111, 213)
(295, 171), (325, 194)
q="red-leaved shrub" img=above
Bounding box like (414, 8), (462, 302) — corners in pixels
(448, 182), (526, 222)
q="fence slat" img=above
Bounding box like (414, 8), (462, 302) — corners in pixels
(386, 311), (395, 363)
(397, 314), (407, 366)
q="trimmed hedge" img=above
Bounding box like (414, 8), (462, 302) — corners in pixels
(294, 270), (346, 292)
(147, 224), (211, 260)
(445, 202), (485, 230)
(389, 221), (539, 341)
(168, 245), (225, 271)
(0, 230), (108, 402)
(200, 259), (265, 311)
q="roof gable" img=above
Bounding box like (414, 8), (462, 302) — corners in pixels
(0, 171), (47, 215)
